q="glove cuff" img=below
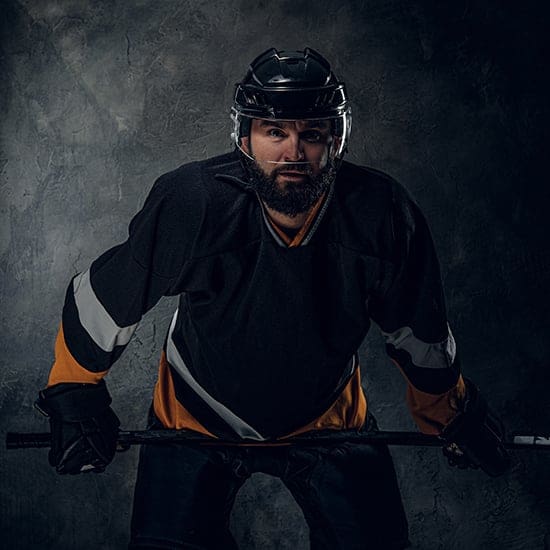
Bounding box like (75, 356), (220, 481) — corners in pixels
(440, 378), (488, 439)
(440, 377), (510, 476)
(36, 380), (112, 422)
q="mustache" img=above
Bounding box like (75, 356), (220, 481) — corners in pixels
(272, 164), (313, 176)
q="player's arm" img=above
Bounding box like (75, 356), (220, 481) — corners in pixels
(369, 182), (509, 476)
(37, 173), (193, 474)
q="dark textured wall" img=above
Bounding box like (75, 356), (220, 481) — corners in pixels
(1, 1), (549, 548)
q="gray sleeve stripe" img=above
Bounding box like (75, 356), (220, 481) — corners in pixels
(72, 270), (138, 353)
(381, 324), (456, 369)
(166, 310), (266, 441)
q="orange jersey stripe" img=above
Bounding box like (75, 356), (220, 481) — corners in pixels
(153, 352), (367, 440)
(266, 191), (327, 247)
(282, 367), (367, 438)
(47, 324), (107, 387)
(269, 218), (294, 246)
(153, 351), (216, 437)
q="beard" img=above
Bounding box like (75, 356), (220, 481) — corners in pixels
(244, 159), (337, 217)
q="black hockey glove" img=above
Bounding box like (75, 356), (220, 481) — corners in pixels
(35, 380), (120, 475)
(440, 378), (510, 477)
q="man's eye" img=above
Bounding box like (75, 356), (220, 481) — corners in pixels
(268, 128), (285, 138)
(302, 131), (324, 143)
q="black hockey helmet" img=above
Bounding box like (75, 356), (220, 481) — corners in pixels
(231, 47), (351, 162)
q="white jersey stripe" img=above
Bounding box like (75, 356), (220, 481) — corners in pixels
(165, 310), (266, 441)
(73, 270), (138, 352)
(380, 323), (456, 369)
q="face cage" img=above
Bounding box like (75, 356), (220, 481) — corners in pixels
(230, 110), (352, 167)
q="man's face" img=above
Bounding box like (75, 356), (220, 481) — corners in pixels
(241, 119), (336, 217)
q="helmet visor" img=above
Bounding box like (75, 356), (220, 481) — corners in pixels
(231, 110), (351, 168)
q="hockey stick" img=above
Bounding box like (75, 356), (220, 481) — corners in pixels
(5, 430), (550, 450)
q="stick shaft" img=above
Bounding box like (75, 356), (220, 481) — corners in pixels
(5, 430), (550, 450)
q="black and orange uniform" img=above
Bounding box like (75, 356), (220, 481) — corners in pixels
(47, 150), (466, 548)
(48, 151), (464, 442)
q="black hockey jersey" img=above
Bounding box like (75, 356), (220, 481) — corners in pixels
(47, 151), (464, 440)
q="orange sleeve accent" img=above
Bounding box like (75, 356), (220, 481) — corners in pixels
(388, 358), (467, 434)
(47, 324), (108, 387)
(282, 367), (367, 438)
(153, 351), (216, 438)
(405, 375), (467, 435)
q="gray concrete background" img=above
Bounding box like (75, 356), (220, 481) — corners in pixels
(1, 1), (549, 548)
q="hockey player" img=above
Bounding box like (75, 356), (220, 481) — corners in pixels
(36, 48), (509, 549)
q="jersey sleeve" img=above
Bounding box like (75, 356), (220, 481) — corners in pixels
(47, 174), (192, 387)
(369, 183), (466, 434)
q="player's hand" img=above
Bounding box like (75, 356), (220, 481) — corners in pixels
(442, 442), (479, 470)
(439, 378), (510, 477)
(36, 381), (120, 474)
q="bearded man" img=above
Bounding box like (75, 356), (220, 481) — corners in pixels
(36, 48), (508, 550)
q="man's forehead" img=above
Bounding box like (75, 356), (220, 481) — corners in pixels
(254, 119), (330, 130)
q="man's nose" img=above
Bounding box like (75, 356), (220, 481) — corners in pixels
(283, 134), (305, 162)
